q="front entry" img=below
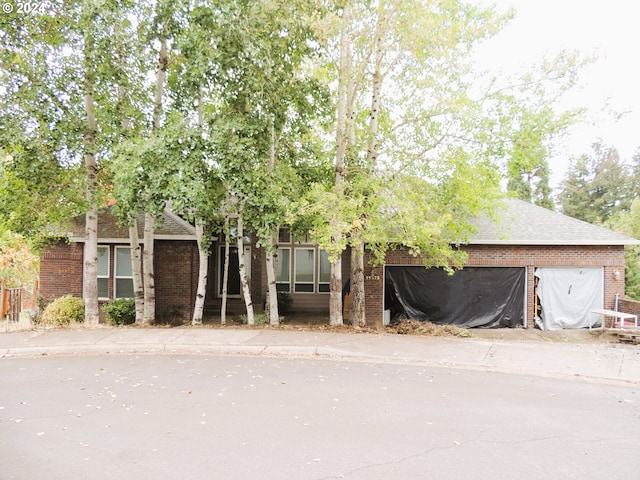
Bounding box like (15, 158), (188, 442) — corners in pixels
(218, 245), (251, 297)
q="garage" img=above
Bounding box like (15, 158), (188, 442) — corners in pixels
(385, 266), (526, 328)
(534, 267), (603, 330)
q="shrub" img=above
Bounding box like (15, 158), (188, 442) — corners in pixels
(102, 298), (136, 325)
(39, 295), (84, 326)
(239, 312), (269, 325)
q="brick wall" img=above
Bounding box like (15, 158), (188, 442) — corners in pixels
(364, 244), (626, 328)
(40, 242), (84, 301)
(618, 296), (640, 318)
(40, 239), (199, 323)
(154, 240), (199, 322)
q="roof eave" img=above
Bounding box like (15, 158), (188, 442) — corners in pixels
(467, 240), (640, 246)
(70, 235), (198, 243)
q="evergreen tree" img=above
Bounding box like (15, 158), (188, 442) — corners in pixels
(559, 141), (632, 223)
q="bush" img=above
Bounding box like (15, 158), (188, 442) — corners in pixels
(102, 299), (136, 325)
(39, 295), (84, 326)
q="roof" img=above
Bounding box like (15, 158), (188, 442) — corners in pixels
(68, 208), (197, 243)
(469, 197), (640, 246)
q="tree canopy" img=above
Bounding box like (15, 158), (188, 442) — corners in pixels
(1, 0), (590, 323)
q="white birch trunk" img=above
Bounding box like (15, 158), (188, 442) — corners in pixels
(192, 220), (208, 325)
(329, 257), (343, 326)
(142, 212), (155, 324)
(236, 213), (254, 325)
(328, 6), (352, 326)
(220, 223), (230, 326)
(129, 222), (144, 324)
(118, 78), (144, 324)
(138, 35), (166, 325)
(265, 232), (279, 325)
(83, 69), (100, 325)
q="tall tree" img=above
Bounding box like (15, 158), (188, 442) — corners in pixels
(607, 198), (640, 300)
(559, 141), (632, 224)
(0, 1), (134, 324)
(194, 0), (328, 325)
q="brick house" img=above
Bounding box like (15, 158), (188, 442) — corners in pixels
(41, 198), (640, 328)
(40, 208), (200, 322)
(40, 210), (349, 322)
(364, 198), (640, 329)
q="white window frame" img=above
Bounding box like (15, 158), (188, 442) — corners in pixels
(114, 246), (134, 299)
(318, 249), (331, 294)
(97, 246), (110, 300)
(294, 247), (315, 293)
(276, 247), (291, 292)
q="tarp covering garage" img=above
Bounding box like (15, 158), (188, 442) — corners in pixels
(535, 267), (603, 330)
(385, 266), (525, 328)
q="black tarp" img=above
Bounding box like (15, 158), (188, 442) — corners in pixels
(385, 266), (525, 328)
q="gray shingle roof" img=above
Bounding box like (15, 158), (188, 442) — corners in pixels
(68, 208), (196, 242)
(469, 198), (640, 246)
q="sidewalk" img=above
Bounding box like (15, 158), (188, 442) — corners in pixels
(1, 326), (639, 385)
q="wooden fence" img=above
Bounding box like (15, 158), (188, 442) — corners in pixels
(2, 288), (22, 322)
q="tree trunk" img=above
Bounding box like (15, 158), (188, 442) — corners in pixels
(236, 213), (254, 325)
(83, 70), (99, 325)
(142, 212), (155, 324)
(328, 5), (352, 327)
(265, 232), (279, 325)
(192, 220), (208, 325)
(349, 241), (366, 327)
(138, 35), (166, 325)
(329, 257), (343, 326)
(220, 219), (230, 325)
(129, 222), (144, 324)
(347, 17), (383, 329)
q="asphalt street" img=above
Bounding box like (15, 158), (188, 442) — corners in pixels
(1, 354), (639, 480)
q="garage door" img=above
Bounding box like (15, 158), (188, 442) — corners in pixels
(384, 266), (525, 328)
(535, 267), (603, 330)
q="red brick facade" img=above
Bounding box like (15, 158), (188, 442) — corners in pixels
(41, 238), (629, 328)
(364, 245), (626, 327)
(40, 242), (84, 300)
(40, 240), (199, 322)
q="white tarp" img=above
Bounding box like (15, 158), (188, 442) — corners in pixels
(535, 267), (603, 330)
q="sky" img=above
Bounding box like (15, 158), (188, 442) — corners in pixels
(472, 0), (640, 190)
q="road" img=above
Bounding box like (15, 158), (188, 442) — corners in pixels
(1, 354), (639, 479)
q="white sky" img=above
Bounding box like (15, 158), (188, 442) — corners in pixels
(472, 0), (640, 190)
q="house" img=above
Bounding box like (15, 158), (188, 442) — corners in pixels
(40, 208), (200, 322)
(204, 227), (350, 317)
(40, 198), (640, 329)
(367, 198), (640, 329)
(40, 210), (350, 322)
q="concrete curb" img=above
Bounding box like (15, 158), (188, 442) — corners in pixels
(1, 329), (639, 386)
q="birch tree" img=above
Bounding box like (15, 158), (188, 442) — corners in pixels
(0, 1), (133, 324)
(195, 0), (328, 324)
(300, 0), (584, 326)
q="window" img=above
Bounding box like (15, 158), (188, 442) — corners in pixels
(318, 249), (331, 293)
(97, 246), (109, 299)
(278, 227), (291, 244)
(294, 248), (315, 293)
(115, 247), (134, 298)
(276, 248), (291, 292)
(294, 232), (312, 244)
